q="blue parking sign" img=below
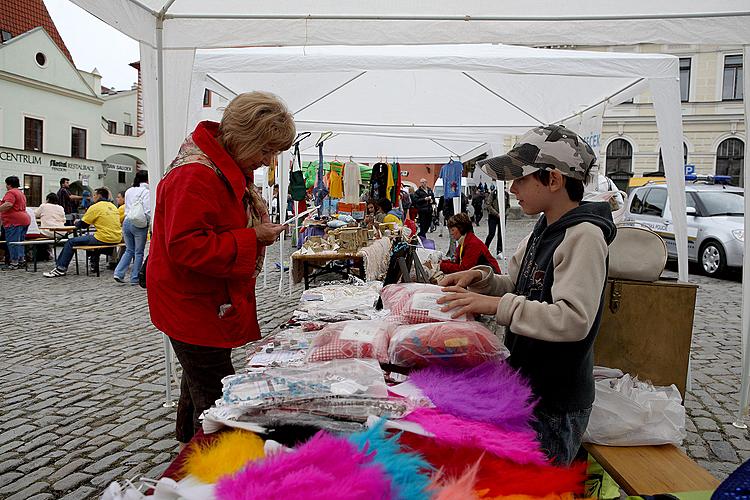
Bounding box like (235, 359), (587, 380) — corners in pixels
(685, 164), (695, 175)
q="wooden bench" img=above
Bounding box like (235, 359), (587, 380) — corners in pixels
(73, 243), (125, 277)
(7, 239), (55, 272)
(585, 443), (720, 495)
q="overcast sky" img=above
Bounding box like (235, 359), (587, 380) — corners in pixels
(44, 0), (140, 90)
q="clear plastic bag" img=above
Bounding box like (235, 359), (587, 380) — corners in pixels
(307, 320), (394, 363)
(380, 283), (468, 324)
(219, 358), (389, 407)
(388, 321), (502, 368)
(583, 373), (686, 446)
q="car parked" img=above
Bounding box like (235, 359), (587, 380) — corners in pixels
(623, 180), (744, 277)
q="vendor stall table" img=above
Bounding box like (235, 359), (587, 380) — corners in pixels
(291, 237), (391, 289)
(292, 250), (365, 290)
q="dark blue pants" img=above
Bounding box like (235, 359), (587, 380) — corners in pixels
(532, 406), (592, 465)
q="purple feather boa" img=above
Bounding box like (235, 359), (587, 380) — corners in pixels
(409, 360), (537, 432)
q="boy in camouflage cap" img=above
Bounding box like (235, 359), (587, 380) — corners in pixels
(438, 124), (617, 465)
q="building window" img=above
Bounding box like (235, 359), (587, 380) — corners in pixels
(658, 143), (689, 173)
(71, 127), (87, 159)
(1, 30), (12, 43)
(716, 138), (745, 187)
(35, 52), (47, 67)
(203, 89), (212, 107)
(24, 117), (43, 152)
(23, 174), (42, 207)
(107, 120), (117, 134)
(124, 123), (133, 136)
(605, 139), (633, 191)
(118, 171), (126, 184)
(679, 58), (691, 102)
(722, 55), (744, 101)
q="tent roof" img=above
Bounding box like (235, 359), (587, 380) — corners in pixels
(71, 0), (750, 48)
(295, 132), (489, 164)
(193, 43), (671, 142)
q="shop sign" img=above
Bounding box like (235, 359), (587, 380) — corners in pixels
(102, 162), (133, 173)
(0, 147), (100, 173)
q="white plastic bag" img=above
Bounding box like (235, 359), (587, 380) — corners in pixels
(583, 373), (686, 446)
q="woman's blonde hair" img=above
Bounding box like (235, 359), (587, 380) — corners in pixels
(218, 91), (296, 165)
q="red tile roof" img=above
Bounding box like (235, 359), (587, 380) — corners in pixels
(0, 0), (74, 63)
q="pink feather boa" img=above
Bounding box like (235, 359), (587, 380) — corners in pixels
(409, 361), (536, 432)
(404, 408), (547, 466)
(215, 431), (391, 500)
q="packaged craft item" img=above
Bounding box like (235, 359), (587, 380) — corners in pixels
(307, 320), (394, 363)
(389, 321), (502, 368)
(380, 283), (468, 324)
(219, 358), (389, 408)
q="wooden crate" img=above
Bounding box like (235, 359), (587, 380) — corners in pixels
(593, 278), (698, 398)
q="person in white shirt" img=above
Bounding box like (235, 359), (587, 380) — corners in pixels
(113, 170), (150, 284)
(35, 193), (66, 238)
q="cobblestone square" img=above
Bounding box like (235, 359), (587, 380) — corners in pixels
(1, 217), (748, 498)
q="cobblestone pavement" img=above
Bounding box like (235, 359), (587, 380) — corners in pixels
(1, 216), (748, 498)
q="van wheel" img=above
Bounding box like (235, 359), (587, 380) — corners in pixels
(700, 241), (726, 277)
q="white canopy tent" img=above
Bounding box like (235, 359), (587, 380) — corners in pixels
(69, 0), (750, 421)
(184, 43), (687, 285)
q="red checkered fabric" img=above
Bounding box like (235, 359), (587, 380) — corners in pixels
(307, 320), (391, 363)
(381, 283), (466, 325)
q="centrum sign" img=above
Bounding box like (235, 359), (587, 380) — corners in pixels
(0, 147), (101, 172)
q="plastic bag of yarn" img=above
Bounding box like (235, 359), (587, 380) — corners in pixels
(388, 321), (502, 368)
(307, 320), (394, 363)
(380, 283), (468, 324)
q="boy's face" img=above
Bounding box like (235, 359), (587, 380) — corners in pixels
(510, 173), (548, 216)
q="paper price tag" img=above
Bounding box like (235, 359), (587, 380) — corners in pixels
(411, 292), (455, 321)
(339, 323), (378, 343)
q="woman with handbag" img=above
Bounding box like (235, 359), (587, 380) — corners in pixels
(147, 91), (294, 445)
(113, 170), (151, 284)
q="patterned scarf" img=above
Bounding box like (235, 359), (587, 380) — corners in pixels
(167, 134), (267, 278)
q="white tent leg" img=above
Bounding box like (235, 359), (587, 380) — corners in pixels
(161, 335), (175, 407)
(734, 44), (750, 428)
(496, 180), (507, 269)
(650, 77), (689, 283)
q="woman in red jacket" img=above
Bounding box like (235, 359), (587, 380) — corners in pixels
(439, 213), (501, 274)
(147, 91), (294, 444)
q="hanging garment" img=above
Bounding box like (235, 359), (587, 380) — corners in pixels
(289, 143), (307, 201)
(440, 160), (463, 199)
(386, 162), (395, 201)
(343, 160), (362, 203)
(328, 162), (344, 198)
(370, 162), (389, 200)
(268, 154), (277, 186)
(392, 162), (401, 206)
(313, 143), (329, 208)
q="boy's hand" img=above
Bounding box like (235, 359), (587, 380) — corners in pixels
(437, 286), (501, 318)
(438, 269), (483, 288)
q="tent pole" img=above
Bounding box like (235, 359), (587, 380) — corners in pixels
(734, 44), (750, 429)
(156, 16), (175, 409)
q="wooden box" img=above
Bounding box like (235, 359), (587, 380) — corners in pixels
(593, 278), (698, 398)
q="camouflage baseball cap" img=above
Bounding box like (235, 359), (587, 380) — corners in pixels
(478, 125), (596, 182)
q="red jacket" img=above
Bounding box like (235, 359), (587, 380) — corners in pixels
(440, 231), (501, 274)
(147, 121), (261, 348)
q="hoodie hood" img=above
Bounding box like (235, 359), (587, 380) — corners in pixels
(533, 201), (616, 245)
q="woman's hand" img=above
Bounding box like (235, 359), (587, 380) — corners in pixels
(254, 223), (288, 246)
(437, 286), (501, 318)
(438, 269), (483, 288)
